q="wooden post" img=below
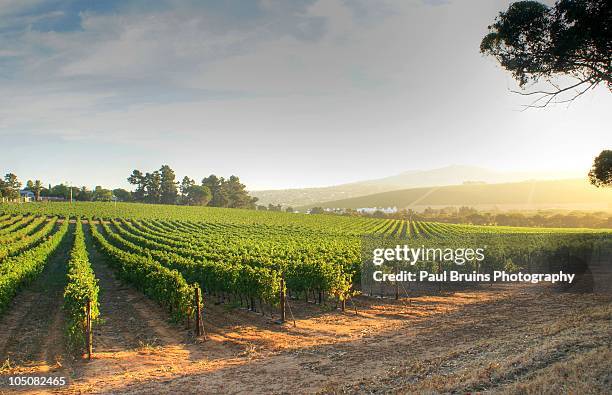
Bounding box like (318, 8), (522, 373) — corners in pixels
(86, 299), (93, 360)
(280, 276), (286, 323)
(350, 296), (358, 316)
(195, 287), (203, 337)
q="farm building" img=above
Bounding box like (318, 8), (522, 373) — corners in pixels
(19, 190), (35, 202)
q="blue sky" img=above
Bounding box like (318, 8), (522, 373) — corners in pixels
(1, 0), (610, 190)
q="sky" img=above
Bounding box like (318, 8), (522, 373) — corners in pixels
(1, 0), (610, 190)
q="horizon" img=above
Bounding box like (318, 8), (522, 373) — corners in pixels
(7, 163), (592, 192)
(252, 165), (588, 192)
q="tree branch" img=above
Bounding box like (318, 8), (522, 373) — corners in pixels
(518, 78), (597, 109)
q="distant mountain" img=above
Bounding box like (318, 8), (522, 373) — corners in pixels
(296, 179), (612, 212)
(251, 165), (580, 207)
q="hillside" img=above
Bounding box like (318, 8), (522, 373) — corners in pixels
(251, 166), (579, 207)
(297, 179), (612, 211)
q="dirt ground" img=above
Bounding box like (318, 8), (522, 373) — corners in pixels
(0, 237), (610, 394)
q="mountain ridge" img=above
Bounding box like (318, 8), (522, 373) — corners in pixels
(250, 165), (583, 207)
(295, 178), (612, 212)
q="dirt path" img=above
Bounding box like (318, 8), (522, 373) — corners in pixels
(48, 226), (212, 393)
(85, 227), (187, 351)
(88, 288), (609, 395)
(0, 224), (73, 381)
(56, 286), (612, 394)
(2, 270), (609, 394)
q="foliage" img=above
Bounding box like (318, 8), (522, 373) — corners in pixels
(128, 166), (257, 208)
(0, 216), (57, 260)
(93, 186), (113, 202)
(0, 219), (69, 315)
(589, 149), (612, 187)
(113, 188), (133, 202)
(63, 220), (100, 353)
(1, 202), (609, 318)
(184, 185), (212, 206)
(89, 220), (196, 322)
(481, 0), (611, 106)
(0, 173), (22, 200)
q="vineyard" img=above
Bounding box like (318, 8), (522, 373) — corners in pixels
(0, 203), (610, 320)
(0, 202), (610, 393)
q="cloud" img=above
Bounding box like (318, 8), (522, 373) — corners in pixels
(0, 0), (402, 138)
(1, 0), (610, 191)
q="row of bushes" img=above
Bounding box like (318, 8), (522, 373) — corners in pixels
(63, 220), (100, 353)
(0, 219), (68, 315)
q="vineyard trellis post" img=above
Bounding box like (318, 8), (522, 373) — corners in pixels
(86, 298), (93, 360)
(280, 276), (286, 323)
(347, 295), (358, 316)
(194, 287), (205, 339)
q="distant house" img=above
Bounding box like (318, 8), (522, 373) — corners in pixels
(324, 208), (346, 214)
(357, 206), (398, 214)
(19, 190), (35, 202)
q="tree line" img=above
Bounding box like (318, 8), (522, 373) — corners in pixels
(127, 165), (258, 208)
(419, 207), (612, 229)
(0, 172), (127, 202)
(0, 165), (258, 209)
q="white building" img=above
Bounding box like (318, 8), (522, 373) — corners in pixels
(356, 206), (398, 214)
(19, 190), (35, 202)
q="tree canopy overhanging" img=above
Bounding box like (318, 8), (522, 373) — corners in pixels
(481, 0), (611, 107)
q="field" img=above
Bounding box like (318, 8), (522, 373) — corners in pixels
(0, 202), (610, 394)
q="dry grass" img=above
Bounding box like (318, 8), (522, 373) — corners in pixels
(1, 284), (610, 394)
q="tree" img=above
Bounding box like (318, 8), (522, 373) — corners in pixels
(481, 0), (611, 108)
(77, 186), (93, 201)
(48, 184), (68, 199)
(93, 186), (113, 201)
(0, 173), (22, 200)
(32, 180), (43, 201)
(185, 185), (212, 206)
(224, 176), (258, 209)
(159, 165), (178, 204)
(285, 206), (294, 213)
(127, 170), (146, 202)
(309, 207), (325, 214)
(113, 188), (132, 202)
(202, 175), (228, 207)
(144, 171), (162, 203)
(180, 176), (195, 198)
(589, 150), (612, 187)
